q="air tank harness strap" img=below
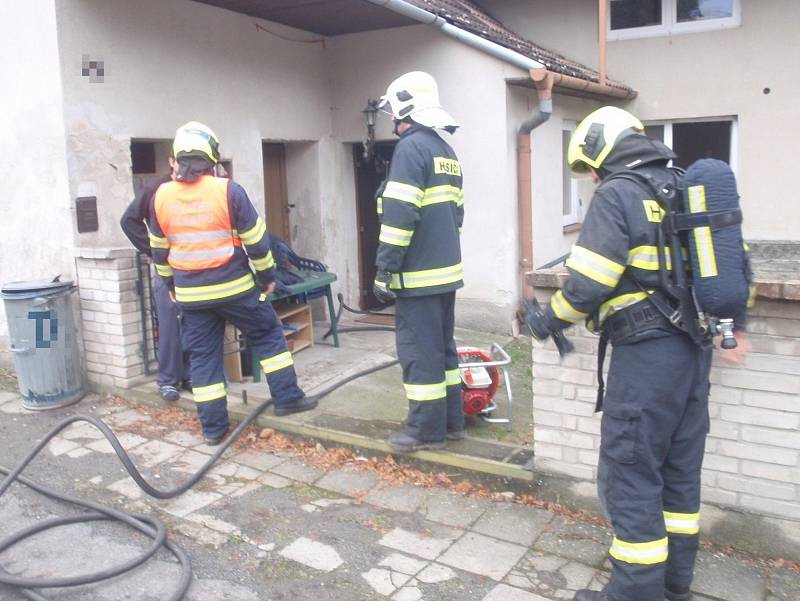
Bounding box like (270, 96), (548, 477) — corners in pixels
(595, 332), (609, 413)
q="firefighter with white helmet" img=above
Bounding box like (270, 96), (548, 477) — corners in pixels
(525, 106), (751, 601)
(373, 71), (465, 452)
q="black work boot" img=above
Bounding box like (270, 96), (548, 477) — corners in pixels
(388, 432), (445, 452)
(159, 385), (180, 402)
(203, 427), (229, 447)
(445, 430), (465, 441)
(665, 590), (692, 601)
(274, 396), (318, 417)
(573, 590), (606, 601)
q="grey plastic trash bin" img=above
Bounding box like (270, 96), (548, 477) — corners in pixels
(1, 277), (86, 410)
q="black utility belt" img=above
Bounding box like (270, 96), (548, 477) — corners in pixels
(603, 302), (676, 346)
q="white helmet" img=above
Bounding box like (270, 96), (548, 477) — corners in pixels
(378, 71), (459, 132)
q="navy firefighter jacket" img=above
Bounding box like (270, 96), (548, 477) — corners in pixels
(376, 124), (464, 297)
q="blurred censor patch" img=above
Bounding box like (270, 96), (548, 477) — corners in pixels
(81, 54), (104, 83)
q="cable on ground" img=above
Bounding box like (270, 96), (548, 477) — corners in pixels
(0, 358), (399, 601)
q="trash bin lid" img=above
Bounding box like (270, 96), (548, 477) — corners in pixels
(1, 276), (74, 296)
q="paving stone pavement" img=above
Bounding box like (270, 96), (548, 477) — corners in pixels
(0, 393), (797, 601)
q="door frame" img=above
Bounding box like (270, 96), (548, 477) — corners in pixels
(262, 142), (291, 241)
(353, 141), (396, 310)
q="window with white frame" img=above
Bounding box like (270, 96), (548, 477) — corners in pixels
(562, 128), (596, 227)
(562, 129), (581, 226)
(644, 117), (737, 172)
(608, 0), (740, 40)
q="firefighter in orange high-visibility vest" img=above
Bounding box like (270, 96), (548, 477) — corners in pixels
(149, 122), (315, 445)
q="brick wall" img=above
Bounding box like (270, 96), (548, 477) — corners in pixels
(75, 248), (151, 391)
(531, 278), (800, 523)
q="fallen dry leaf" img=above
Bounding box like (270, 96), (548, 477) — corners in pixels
(108, 394), (800, 574)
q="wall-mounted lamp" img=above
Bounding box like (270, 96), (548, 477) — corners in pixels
(362, 98), (379, 161)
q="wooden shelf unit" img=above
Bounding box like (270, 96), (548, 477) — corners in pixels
(222, 302), (313, 383)
(275, 302), (313, 354)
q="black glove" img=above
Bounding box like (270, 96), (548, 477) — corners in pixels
(373, 272), (396, 304)
(255, 269), (276, 291)
(520, 297), (575, 357)
(520, 298), (552, 340)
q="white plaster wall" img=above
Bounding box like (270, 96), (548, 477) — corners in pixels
(285, 138), (360, 309)
(0, 0), (73, 363)
(54, 0), (331, 250)
(505, 87), (599, 269)
(326, 25), (527, 332)
(479, 0), (800, 241)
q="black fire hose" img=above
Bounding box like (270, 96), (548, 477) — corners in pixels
(0, 358), (399, 601)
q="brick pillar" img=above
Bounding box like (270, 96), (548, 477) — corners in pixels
(75, 248), (149, 392)
(531, 286), (603, 482)
(529, 269), (800, 523)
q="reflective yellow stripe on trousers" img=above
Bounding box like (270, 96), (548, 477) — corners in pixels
(261, 351), (294, 374)
(609, 536), (668, 565)
(193, 382), (226, 403)
(664, 511), (700, 535)
(404, 381), (447, 401)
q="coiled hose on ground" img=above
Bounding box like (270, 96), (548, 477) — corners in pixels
(0, 358), (399, 601)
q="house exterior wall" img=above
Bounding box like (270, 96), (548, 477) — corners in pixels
(46, 0), (333, 388)
(480, 0), (800, 241)
(0, 0), (74, 366)
(54, 0), (331, 251)
(326, 25), (527, 332)
(530, 279), (800, 557)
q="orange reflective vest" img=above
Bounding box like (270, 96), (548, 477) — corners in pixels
(154, 176), (241, 271)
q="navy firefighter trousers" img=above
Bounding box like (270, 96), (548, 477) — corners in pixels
(395, 292), (464, 443)
(152, 271), (190, 388)
(598, 332), (712, 601)
(181, 289), (304, 438)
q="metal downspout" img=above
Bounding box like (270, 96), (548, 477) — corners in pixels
(518, 70), (554, 299)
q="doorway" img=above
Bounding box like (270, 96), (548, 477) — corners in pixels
(262, 143), (290, 241)
(353, 141), (396, 310)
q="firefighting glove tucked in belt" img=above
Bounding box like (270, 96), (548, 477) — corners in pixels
(373, 272), (396, 304)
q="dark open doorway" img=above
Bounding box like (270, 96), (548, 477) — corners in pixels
(353, 141), (396, 310)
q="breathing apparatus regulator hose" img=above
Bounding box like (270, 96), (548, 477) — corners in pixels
(0, 358), (399, 601)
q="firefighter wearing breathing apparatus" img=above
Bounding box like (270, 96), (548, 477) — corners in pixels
(149, 122), (313, 446)
(525, 107), (752, 601)
(373, 71), (466, 453)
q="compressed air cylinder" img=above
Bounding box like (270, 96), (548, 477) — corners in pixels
(682, 158), (749, 318)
